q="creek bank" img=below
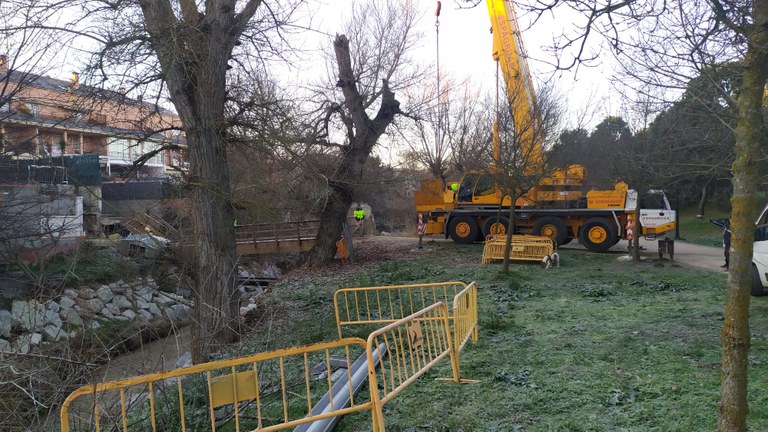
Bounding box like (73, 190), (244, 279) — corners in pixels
(0, 267), (272, 357)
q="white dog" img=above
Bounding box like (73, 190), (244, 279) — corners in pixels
(541, 252), (560, 269)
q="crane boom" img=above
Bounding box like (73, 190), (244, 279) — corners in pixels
(485, 0), (541, 169)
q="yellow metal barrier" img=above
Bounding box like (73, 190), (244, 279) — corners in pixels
(60, 338), (379, 432)
(481, 234), (554, 264)
(334, 281), (479, 378)
(333, 281), (467, 339)
(452, 282), (479, 353)
(366, 302), (460, 430)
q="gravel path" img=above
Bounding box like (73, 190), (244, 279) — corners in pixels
(558, 236), (727, 272)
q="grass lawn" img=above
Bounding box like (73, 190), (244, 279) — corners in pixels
(259, 239), (768, 432)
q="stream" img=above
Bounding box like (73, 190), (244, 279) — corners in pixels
(90, 325), (193, 383)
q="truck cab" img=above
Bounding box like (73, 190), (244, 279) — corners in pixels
(752, 203), (768, 296)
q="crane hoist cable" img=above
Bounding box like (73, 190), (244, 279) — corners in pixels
(435, 1), (442, 171)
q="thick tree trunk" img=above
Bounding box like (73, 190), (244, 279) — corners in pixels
(717, 6), (768, 428)
(309, 158), (359, 263)
(137, 0), (262, 362)
(187, 128), (240, 363)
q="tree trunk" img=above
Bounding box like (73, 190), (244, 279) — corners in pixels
(308, 158), (359, 263)
(137, 0), (262, 362)
(717, 6), (768, 428)
(502, 195), (517, 273)
(187, 127), (240, 363)
(307, 35), (401, 265)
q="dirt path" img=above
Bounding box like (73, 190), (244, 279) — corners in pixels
(557, 236), (727, 272)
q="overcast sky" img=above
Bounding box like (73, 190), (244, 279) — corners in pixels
(300, 0), (622, 132)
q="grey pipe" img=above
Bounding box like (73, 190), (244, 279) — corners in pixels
(294, 343), (387, 432)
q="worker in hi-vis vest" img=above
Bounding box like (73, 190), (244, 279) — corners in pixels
(354, 206), (365, 233)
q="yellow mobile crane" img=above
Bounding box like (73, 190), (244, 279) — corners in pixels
(414, 0), (676, 252)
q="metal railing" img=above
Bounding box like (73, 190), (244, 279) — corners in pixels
(365, 302), (460, 430)
(60, 338), (379, 432)
(333, 281), (478, 346)
(452, 282), (479, 353)
(334, 281), (479, 380)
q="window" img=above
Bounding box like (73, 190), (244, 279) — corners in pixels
(639, 192), (666, 210)
(108, 138), (131, 160)
(142, 141), (164, 165)
(458, 174), (478, 203)
(474, 174), (495, 196)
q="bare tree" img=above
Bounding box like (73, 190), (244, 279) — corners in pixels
(400, 75), (491, 180)
(490, 81), (564, 272)
(304, 0), (425, 264)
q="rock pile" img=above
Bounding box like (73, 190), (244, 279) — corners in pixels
(0, 278), (191, 355)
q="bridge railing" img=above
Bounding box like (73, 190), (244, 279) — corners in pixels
(235, 220), (320, 244)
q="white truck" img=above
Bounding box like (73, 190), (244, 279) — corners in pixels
(753, 203), (768, 296)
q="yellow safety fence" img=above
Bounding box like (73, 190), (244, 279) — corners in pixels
(60, 338), (380, 432)
(333, 281), (479, 354)
(365, 301), (460, 431)
(481, 234), (554, 264)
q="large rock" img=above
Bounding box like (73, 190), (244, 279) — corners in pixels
(136, 287), (154, 302)
(63, 309), (84, 327)
(97, 285), (114, 303)
(63, 289), (79, 299)
(0, 310), (12, 338)
(0, 338), (11, 353)
(112, 295), (133, 310)
(136, 310), (152, 322)
(135, 298), (150, 310)
(99, 307), (115, 319)
(44, 307), (63, 327)
(79, 287), (98, 300)
(153, 293), (175, 306)
(45, 300), (60, 314)
(110, 282), (126, 294)
(30, 333), (42, 345)
(12, 300), (45, 331)
(42, 325), (66, 342)
(59, 296), (76, 311)
(147, 303), (162, 318)
(85, 298), (105, 313)
(165, 304), (190, 322)
(121, 309), (137, 320)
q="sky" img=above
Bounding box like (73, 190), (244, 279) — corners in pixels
(301, 0), (622, 132)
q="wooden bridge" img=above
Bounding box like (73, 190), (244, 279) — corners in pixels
(123, 214), (321, 256)
(234, 220), (320, 255)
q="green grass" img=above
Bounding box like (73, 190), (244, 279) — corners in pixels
(253, 241), (768, 432)
(676, 207), (731, 247)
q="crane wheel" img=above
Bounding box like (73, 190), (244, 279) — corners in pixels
(533, 217), (568, 246)
(580, 218), (617, 252)
(483, 216), (510, 237)
(448, 216), (479, 244)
